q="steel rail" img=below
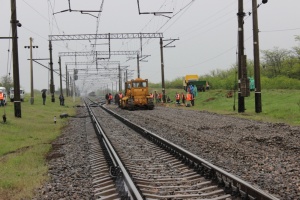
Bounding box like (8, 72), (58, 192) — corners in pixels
(85, 100), (144, 200)
(101, 104), (280, 200)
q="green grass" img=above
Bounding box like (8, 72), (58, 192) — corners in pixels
(0, 94), (79, 200)
(152, 88), (300, 126)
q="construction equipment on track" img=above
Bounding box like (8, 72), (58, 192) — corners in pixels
(120, 78), (154, 110)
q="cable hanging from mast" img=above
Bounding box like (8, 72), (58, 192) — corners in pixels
(53, 0), (102, 18)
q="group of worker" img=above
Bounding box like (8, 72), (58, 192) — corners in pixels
(150, 91), (163, 103)
(175, 92), (195, 106)
(105, 91), (123, 106)
(105, 93), (113, 104)
(149, 89), (196, 107)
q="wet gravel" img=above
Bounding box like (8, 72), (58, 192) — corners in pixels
(33, 107), (94, 200)
(107, 104), (300, 200)
(33, 101), (300, 200)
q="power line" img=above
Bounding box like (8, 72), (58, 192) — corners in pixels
(22, 0), (49, 22)
(260, 27), (300, 33)
(174, 0), (237, 37)
(138, 0), (195, 53)
(185, 35), (253, 69)
(47, 1), (87, 51)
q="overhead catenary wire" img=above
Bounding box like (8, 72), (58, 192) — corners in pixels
(22, 0), (49, 22)
(47, 0), (88, 51)
(139, 0), (259, 74)
(115, 0), (196, 80)
(168, 0), (237, 37)
(174, 0), (253, 47)
(117, 0), (257, 82)
(260, 27), (300, 33)
(136, 0), (242, 62)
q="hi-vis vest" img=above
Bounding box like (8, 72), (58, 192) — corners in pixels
(0, 93), (3, 100)
(119, 93), (123, 98)
(150, 93), (154, 98)
(186, 93), (192, 101)
(176, 94), (180, 100)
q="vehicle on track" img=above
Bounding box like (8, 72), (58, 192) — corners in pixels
(120, 78), (154, 110)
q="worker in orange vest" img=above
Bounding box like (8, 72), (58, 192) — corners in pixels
(175, 92), (180, 104)
(186, 92), (192, 107)
(118, 91), (123, 106)
(0, 90), (4, 106)
(149, 93), (154, 98)
(158, 93), (162, 103)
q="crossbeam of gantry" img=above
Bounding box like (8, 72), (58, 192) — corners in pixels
(68, 66), (128, 72)
(78, 72), (120, 76)
(59, 51), (139, 57)
(78, 75), (119, 80)
(49, 33), (163, 41)
(73, 69), (123, 74)
(71, 68), (120, 71)
(65, 61), (120, 65)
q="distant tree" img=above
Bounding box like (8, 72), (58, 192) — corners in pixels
(165, 77), (183, 89)
(0, 75), (13, 90)
(292, 35), (300, 59)
(261, 47), (292, 78)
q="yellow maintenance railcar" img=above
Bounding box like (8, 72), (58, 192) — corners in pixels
(120, 78), (154, 110)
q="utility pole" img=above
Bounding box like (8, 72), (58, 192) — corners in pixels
(29, 37), (34, 105)
(49, 40), (55, 102)
(237, 0), (246, 113)
(66, 65), (68, 97)
(11, 0), (21, 117)
(137, 53), (140, 78)
(124, 72), (126, 86)
(159, 37), (166, 103)
(159, 38), (178, 103)
(25, 37), (38, 105)
(58, 57), (63, 97)
(118, 64), (122, 92)
(70, 76), (73, 96)
(252, 0), (262, 113)
(73, 75), (75, 102)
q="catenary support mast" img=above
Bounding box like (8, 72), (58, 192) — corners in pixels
(252, 0), (262, 113)
(11, 0), (21, 117)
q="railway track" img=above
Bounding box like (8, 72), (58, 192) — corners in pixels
(85, 98), (279, 200)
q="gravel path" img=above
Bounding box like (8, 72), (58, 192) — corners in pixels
(107, 104), (300, 200)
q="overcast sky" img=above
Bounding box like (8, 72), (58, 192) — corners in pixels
(0, 0), (299, 94)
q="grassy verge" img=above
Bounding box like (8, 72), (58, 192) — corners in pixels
(151, 88), (300, 126)
(0, 94), (80, 200)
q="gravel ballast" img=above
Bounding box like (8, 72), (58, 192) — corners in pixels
(33, 102), (300, 199)
(107, 104), (300, 199)
(33, 107), (94, 200)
